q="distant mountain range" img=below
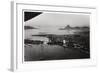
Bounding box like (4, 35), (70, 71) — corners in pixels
(24, 26), (37, 30)
(24, 25), (89, 31)
(59, 25), (89, 30)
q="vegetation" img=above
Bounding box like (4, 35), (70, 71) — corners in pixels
(25, 30), (90, 54)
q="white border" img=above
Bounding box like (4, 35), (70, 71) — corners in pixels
(11, 1), (97, 71)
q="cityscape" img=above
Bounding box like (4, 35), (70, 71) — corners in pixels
(24, 11), (90, 61)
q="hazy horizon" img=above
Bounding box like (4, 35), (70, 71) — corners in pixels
(24, 12), (90, 38)
(25, 12), (90, 29)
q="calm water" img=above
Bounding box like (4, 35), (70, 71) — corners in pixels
(24, 27), (83, 40)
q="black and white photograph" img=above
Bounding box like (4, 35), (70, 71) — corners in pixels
(24, 11), (90, 61)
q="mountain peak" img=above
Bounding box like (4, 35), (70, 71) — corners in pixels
(65, 25), (71, 29)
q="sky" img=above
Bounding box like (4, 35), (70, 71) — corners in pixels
(25, 12), (90, 28)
